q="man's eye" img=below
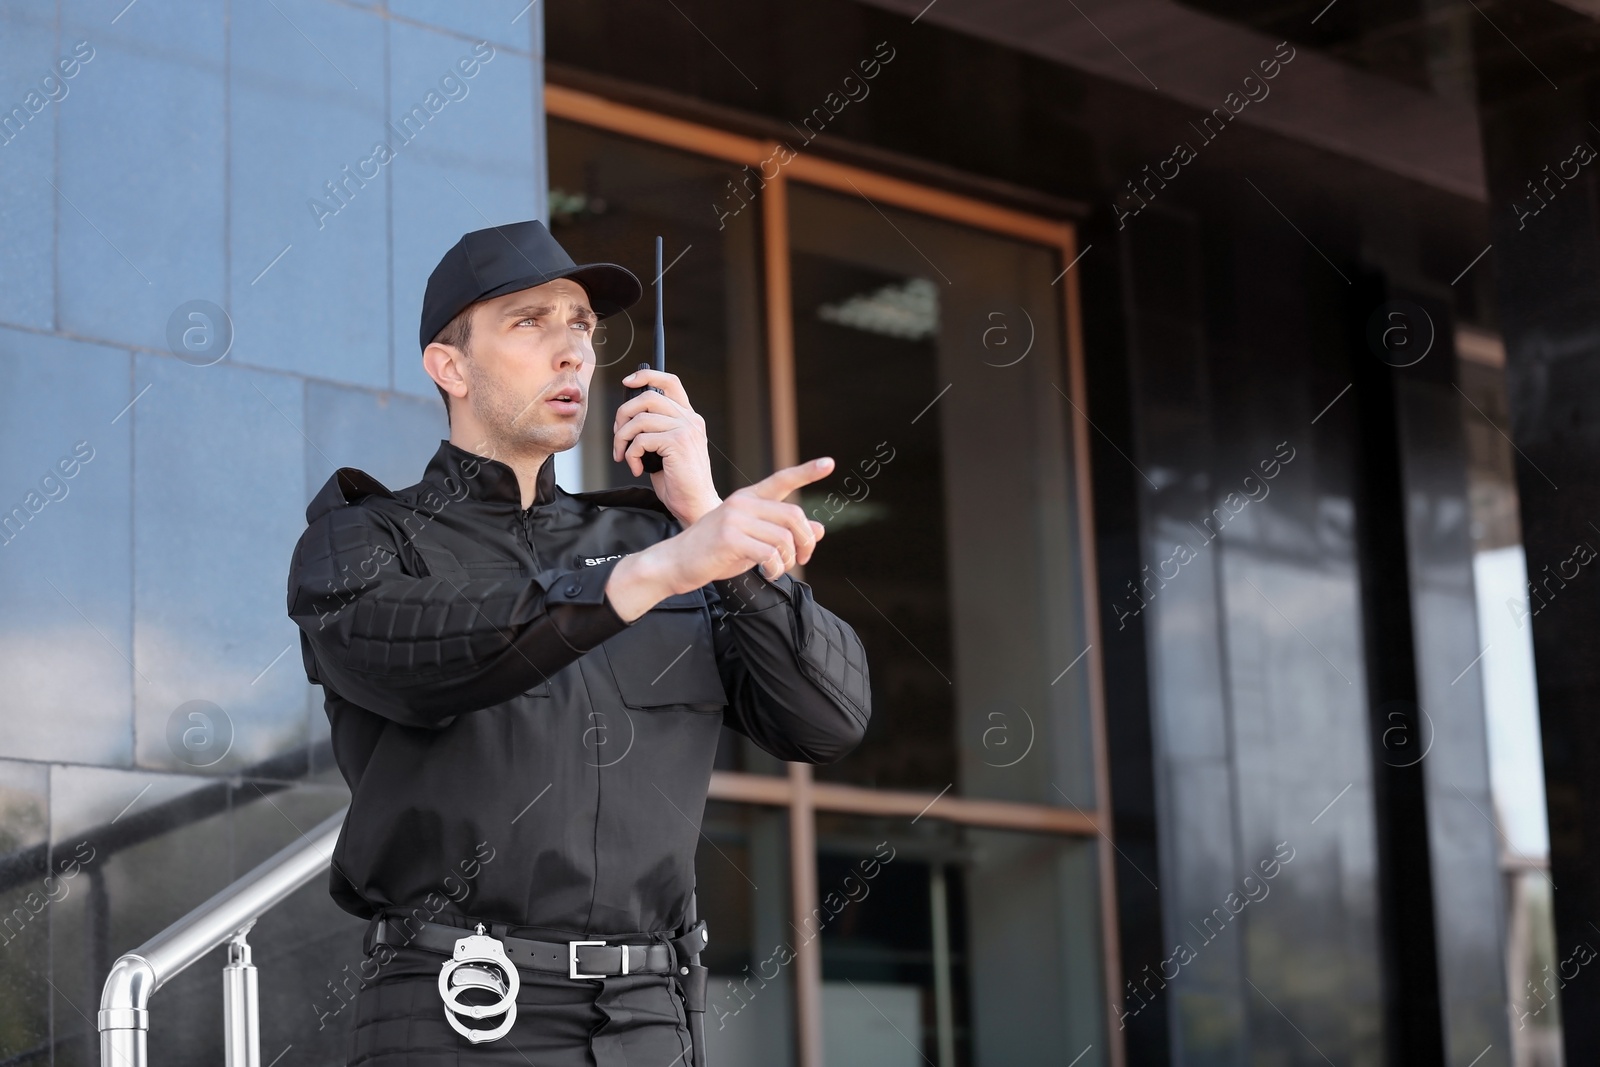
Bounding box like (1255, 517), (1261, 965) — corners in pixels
(517, 318), (536, 327)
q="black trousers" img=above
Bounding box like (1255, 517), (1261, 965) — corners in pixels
(346, 942), (695, 1067)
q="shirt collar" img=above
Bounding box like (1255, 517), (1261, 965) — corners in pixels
(422, 439), (558, 508)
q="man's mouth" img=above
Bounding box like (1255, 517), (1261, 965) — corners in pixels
(547, 386), (583, 414)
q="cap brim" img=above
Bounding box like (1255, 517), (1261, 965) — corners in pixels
(477, 262), (643, 319)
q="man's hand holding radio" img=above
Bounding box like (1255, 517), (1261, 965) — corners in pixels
(604, 456), (834, 624)
(610, 367), (721, 529)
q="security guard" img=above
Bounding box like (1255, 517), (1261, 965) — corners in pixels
(285, 220), (872, 1065)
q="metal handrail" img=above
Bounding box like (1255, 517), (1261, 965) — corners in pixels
(98, 807), (347, 1067)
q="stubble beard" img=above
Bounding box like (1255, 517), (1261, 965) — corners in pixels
(470, 371), (585, 462)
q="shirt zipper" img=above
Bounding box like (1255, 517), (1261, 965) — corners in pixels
(519, 505), (543, 570)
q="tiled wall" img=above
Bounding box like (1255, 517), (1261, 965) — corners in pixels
(0, 2), (547, 1062)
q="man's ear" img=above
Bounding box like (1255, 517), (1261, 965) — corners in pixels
(423, 342), (469, 404)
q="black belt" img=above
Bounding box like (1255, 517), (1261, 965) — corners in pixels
(367, 913), (709, 980)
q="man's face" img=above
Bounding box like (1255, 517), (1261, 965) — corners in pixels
(451, 278), (599, 455)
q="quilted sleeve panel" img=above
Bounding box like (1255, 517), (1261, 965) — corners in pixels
(792, 584), (873, 730)
(286, 502), (631, 728)
(708, 568), (872, 764)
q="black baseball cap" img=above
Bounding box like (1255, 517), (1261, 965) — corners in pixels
(419, 220), (642, 351)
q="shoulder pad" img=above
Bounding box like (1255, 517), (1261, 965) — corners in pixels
(568, 484), (675, 518)
(306, 466), (396, 524)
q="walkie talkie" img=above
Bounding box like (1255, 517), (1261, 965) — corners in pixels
(623, 235), (667, 473)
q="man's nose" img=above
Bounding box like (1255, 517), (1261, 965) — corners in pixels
(554, 334), (586, 372)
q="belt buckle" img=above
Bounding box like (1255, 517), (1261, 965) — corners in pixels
(569, 939), (607, 980)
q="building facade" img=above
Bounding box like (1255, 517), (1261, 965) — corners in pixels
(0, 1), (1595, 1065)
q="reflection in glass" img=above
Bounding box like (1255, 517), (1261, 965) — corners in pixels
(814, 812), (1105, 1067)
(0, 329), (134, 767)
(787, 182), (1096, 806)
(0, 761), (50, 1063)
(696, 802), (794, 1067)
(1458, 334), (1563, 1066)
(42, 766), (353, 1067)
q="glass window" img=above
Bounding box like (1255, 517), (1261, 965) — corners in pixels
(1457, 331), (1563, 1055)
(696, 801), (795, 1067)
(788, 183), (1097, 807)
(813, 811), (1106, 1067)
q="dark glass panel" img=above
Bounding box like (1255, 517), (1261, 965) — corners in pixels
(788, 182), (1096, 807)
(813, 811), (1105, 1067)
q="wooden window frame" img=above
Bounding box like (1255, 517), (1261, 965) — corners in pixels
(546, 83), (1123, 1067)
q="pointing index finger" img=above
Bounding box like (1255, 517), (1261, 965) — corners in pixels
(750, 457), (835, 501)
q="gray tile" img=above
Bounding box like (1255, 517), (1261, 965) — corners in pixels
(229, 0), (390, 389)
(303, 380), (447, 497)
(49, 764), (232, 1067)
(0, 327), (134, 765)
(388, 22), (539, 399)
(48, 774), (351, 1067)
(132, 354), (310, 773)
(0, 760), (50, 1064)
(387, 0), (539, 53)
(0, 4), (60, 331)
(229, 780), (347, 876)
(58, 1), (226, 351)
(229, 782), (360, 1062)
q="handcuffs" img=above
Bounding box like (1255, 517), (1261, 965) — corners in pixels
(437, 923), (520, 1044)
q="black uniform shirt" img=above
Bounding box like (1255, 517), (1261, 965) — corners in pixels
(285, 439), (871, 941)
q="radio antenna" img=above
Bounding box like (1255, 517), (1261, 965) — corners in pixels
(654, 235), (665, 372)
(624, 236), (668, 473)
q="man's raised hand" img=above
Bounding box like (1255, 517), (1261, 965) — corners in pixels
(604, 457), (835, 623)
(611, 367), (720, 527)
(665, 457), (835, 588)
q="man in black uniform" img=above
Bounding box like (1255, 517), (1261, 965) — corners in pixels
(285, 220), (872, 1065)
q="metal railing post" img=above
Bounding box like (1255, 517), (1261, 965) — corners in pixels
(98, 807), (346, 1067)
(222, 923), (260, 1067)
(98, 954), (155, 1067)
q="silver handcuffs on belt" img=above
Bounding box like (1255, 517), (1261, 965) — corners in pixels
(437, 923), (519, 1044)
